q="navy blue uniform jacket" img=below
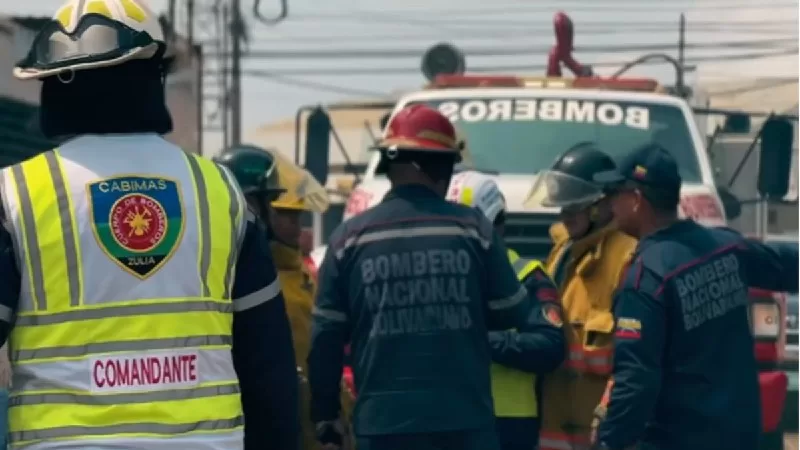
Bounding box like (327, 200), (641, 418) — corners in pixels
(0, 215), (300, 450)
(308, 184), (533, 436)
(598, 220), (799, 450)
(488, 267), (566, 374)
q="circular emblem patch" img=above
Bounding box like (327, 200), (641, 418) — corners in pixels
(109, 194), (168, 252)
(542, 303), (564, 328)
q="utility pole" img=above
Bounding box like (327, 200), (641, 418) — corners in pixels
(167, 0), (176, 36)
(678, 14), (686, 72)
(230, 0), (243, 146)
(677, 13), (686, 95)
(187, 0), (195, 46)
(221, 4), (230, 149)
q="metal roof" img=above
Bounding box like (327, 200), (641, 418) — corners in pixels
(705, 78), (798, 115)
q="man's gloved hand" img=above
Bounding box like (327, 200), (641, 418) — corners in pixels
(315, 419), (345, 450)
(488, 330), (510, 349)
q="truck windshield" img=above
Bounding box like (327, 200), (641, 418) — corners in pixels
(405, 96), (703, 182)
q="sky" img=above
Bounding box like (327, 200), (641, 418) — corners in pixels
(3, 0), (798, 154)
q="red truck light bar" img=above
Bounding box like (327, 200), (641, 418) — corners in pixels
(429, 74), (661, 92)
(430, 75), (523, 88)
(572, 77), (660, 92)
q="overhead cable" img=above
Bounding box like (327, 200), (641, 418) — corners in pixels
(206, 47), (799, 77)
(211, 38), (797, 59)
(219, 25), (798, 45)
(286, 2), (798, 17)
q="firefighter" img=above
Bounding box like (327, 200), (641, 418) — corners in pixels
(308, 104), (534, 450)
(591, 143), (799, 450)
(447, 170), (566, 450)
(524, 143), (636, 450)
(215, 145), (354, 449)
(5, 1), (299, 448)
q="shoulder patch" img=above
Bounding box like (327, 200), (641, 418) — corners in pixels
(542, 303), (563, 328)
(87, 176), (184, 279)
(615, 316), (642, 339)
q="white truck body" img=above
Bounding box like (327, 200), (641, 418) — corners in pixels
(311, 85), (728, 266)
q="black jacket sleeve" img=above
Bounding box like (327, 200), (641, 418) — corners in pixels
(231, 219), (299, 450)
(484, 229), (532, 330)
(0, 223), (19, 345)
(597, 264), (665, 449)
(487, 268), (566, 373)
(741, 238), (799, 293)
(308, 233), (350, 423)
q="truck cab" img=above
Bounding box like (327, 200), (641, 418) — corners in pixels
(338, 75), (728, 258)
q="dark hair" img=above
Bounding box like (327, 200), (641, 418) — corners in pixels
(385, 151), (458, 184)
(638, 183), (680, 213)
(493, 210), (506, 227)
(39, 59), (173, 138)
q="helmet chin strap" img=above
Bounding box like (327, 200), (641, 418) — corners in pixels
(411, 161), (432, 182)
(411, 158), (455, 195)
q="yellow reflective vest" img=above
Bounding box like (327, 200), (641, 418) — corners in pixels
(490, 249), (545, 418)
(1, 137), (246, 449)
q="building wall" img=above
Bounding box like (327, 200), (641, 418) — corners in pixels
(164, 45), (203, 154)
(0, 18), (203, 154)
(0, 21), (40, 104)
(712, 134), (798, 236)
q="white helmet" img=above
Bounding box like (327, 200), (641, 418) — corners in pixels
(14, 0), (166, 81)
(446, 171), (506, 223)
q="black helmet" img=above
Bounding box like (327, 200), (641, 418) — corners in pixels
(524, 142), (616, 209)
(214, 145), (285, 196)
(550, 142), (617, 183)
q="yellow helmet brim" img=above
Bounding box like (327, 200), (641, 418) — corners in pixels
(267, 150), (330, 213)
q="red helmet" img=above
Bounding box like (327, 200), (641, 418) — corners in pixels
(375, 104), (462, 161)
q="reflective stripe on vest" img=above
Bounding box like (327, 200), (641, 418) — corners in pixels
(1, 146), (246, 449)
(566, 344), (613, 375)
(509, 250), (544, 282)
(491, 251), (545, 418)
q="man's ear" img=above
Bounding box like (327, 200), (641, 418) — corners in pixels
(632, 189), (645, 213)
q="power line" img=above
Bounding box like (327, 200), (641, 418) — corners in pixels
(229, 29), (797, 45)
(213, 38), (796, 59)
(275, 15), (798, 29)
(235, 21), (797, 44)
(221, 25), (797, 45)
(287, 2), (798, 19)
(207, 73), (387, 97)
(206, 47), (798, 77)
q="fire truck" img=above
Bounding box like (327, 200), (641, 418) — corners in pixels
(300, 12), (796, 449)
